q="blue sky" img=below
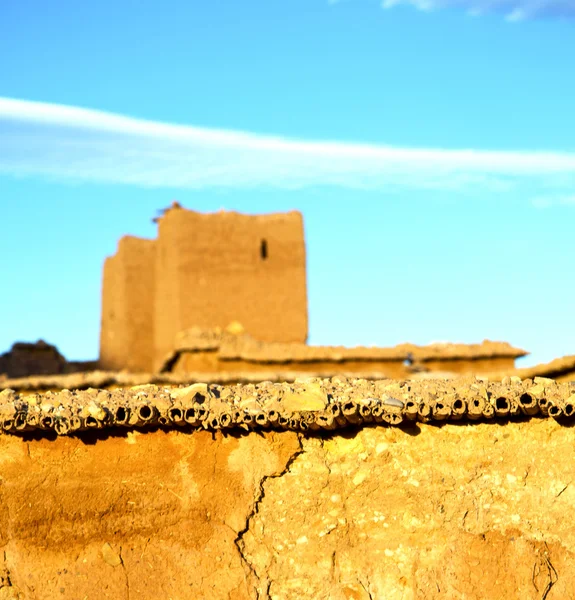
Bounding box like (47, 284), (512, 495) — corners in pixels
(1, 0), (574, 366)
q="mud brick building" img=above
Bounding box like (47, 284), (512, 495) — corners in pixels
(99, 206), (308, 372)
(99, 236), (156, 373)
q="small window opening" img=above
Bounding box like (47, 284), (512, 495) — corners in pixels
(260, 239), (268, 260)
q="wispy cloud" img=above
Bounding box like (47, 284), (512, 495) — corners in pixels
(1, 97), (575, 193)
(379, 0), (575, 20)
(329, 0), (575, 20)
(531, 194), (575, 208)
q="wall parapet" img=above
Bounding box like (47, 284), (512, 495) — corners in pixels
(1, 376), (573, 436)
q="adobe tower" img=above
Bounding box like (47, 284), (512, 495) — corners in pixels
(99, 236), (156, 373)
(99, 206), (308, 372)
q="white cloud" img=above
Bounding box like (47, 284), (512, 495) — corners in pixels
(531, 194), (575, 208)
(378, 0), (575, 19)
(1, 96), (575, 193)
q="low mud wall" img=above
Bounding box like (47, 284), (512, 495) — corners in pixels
(171, 349), (224, 373)
(2, 377), (575, 599)
(171, 352), (518, 379)
(418, 356), (517, 375)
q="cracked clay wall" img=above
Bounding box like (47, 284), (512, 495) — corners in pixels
(2, 420), (575, 600)
(99, 236), (156, 373)
(2, 378), (575, 598)
(153, 209), (308, 370)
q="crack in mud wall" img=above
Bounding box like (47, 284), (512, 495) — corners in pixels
(238, 423), (575, 600)
(3, 377), (575, 599)
(0, 428), (301, 600)
(2, 419), (575, 599)
(234, 434), (305, 599)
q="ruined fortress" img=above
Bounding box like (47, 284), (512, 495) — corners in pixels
(0, 204), (552, 385)
(99, 205), (308, 373)
(96, 204), (532, 383)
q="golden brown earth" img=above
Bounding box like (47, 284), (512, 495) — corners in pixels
(1, 377), (575, 599)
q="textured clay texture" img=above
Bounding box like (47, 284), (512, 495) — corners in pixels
(1, 420), (575, 599)
(0, 429), (301, 600)
(241, 421), (575, 600)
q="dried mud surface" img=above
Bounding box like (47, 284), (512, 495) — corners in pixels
(241, 420), (575, 600)
(0, 428), (301, 600)
(2, 377), (575, 599)
(2, 420), (575, 599)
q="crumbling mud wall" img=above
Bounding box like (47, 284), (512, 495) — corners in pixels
(170, 349), (221, 373)
(99, 236), (156, 373)
(165, 333), (527, 380)
(153, 209), (307, 369)
(1, 376), (574, 438)
(1, 377), (575, 599)
(0, 341), (67, 379)
(239, 420), (575, 600)
(176, 355), (518, 378)
(418, 356), (517, 375)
